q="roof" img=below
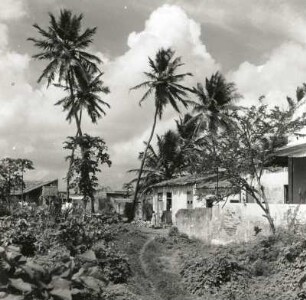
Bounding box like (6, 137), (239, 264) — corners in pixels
(11, 179), (58, 196)
(275, 142), (306, 157)
(106, 191), (129, 197)
(151, 174), (219, 188)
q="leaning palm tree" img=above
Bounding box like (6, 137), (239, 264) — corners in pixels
(29, 9), (103, 201)
(130, 48), (192, 219)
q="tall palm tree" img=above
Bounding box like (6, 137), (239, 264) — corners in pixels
(130, 48), (192, 219)
(29, 9), (103, 201)
(191, 72), (241, 195)
(28, 9), (101, 136)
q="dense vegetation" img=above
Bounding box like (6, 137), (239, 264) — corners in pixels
(0, 204), (131, 299)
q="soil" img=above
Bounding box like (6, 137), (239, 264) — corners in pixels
(112, 225), (202, 300)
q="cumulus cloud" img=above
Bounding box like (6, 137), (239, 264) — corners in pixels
(228, 42), (306, 108)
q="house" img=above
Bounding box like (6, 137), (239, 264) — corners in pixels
(105, 191), (132, 215)
(276, 141), (306, 203)
(151, 174), (236, 224)
(11, 179), (58, 204)
(151, 168), (291, 224)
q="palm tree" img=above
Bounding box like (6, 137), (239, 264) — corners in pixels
(129, 130), (184, 195)
(191, 72), (241, 134)
(175, 113), (202, 174)
(130, 48), (192, 219)
(55, 66), (110, 125)
(191, 72), (241, 195)
(28, 9), (101, 136)
(29, 10), (104, 202)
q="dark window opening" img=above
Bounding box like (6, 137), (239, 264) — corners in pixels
(166, 192), (172, 211)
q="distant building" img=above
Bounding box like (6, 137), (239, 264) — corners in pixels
(105, 191), (132, 215)
(11, 179), (58, 204)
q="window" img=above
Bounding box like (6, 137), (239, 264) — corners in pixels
(158, 192), (163, 202)
(284, 185), (289, 203)
(187, 191), (193, 209)
(166, 192), (172, 211)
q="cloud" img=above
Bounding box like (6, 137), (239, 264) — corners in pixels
(228, 42), (306, 107)
(174, 0), (306, 44)
(0, 0), (26, 21)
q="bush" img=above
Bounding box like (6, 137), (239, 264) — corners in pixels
(181, 254), (249, 296)
(93, 243), (131, 284)
(168, 226), (179, 237)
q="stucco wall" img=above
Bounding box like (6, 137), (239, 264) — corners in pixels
(152, 185), (204, 222)
(176, 203), (306, 244)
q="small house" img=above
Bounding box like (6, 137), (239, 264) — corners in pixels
(151, 174), (235, 224)
(11, 179), (58, 204)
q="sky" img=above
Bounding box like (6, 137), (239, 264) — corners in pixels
(1, 0), (306, 190)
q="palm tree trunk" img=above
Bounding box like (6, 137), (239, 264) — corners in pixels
(66, 73), (83, 202)
(131, 107), (159, 221)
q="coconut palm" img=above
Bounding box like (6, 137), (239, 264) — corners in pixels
(130, 47), (192, 218)
(55, 66), (110, 125)
(191, 72), (241, 135)
(191, 72), (241, 195)
(29, 10), (104, 202)
(129, 130), (184, 194)
(28, 9), (101, 136)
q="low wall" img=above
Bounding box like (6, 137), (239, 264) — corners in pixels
(175, 203), (306, 244)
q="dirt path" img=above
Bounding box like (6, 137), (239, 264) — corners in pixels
(138, 228), (199, 300)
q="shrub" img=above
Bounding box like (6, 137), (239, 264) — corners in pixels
(181, 254), (249, 296)
(93, 243), (131, 284)
(168, 226), (179, 237)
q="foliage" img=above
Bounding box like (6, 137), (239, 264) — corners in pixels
(129, 130), (185, 193)
(0, 245), (108, 300)
(190, 71), (241, 134)
(178, 227), (306, 300)
(181, 254), (249, 296)
(197, 103), (306, 232)
(0, 158), (34, 206)
(57, 214), (120, 256)
(93, 243), (131, 284)
(64, 134), (111, 212)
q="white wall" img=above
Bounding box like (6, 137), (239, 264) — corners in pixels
(261, 168), (288, 204)
(153, 185), (201, 222)
(176, 203), (306, 244)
